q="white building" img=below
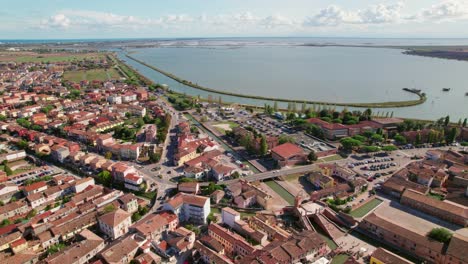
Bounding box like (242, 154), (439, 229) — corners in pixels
(163, 193), (210, 224)
(221, 207), (240, 228)
(124, 173), (143, 191)
(98, 208), (132, 240)
(73, 177), (95, 193)
(107, 95), (122, 104)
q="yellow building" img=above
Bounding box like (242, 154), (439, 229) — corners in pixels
(370, 248), (413, 264)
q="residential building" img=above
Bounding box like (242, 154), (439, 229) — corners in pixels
(163, 192), (211, 224)
(73, 177), (95, 193)
(99, 235), (139, 264)
(131, 212), (178, 240)
(98, 208), (132, 240)
(45, 229), (105, 264)
(118, 193), (139, 214)
(178, 182), (200, 194)
(208, 223), (256, 259)
(242, 230), (329, 264)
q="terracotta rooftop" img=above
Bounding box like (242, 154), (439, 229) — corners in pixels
(167, 192), (209, 208)
(371, 247), (413, 264)
(98, 208), (131, 227)
(401, 189), (468, 219)
(271, 142), (304, 160)
(363, 213), (444, 252)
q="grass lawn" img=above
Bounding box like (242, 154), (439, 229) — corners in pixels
(210, 207), (221, 214)
(135, 191), (157, 200)
(320, 233), (338, 250)
(427, 192), (444, 201)
(318, 154), (343, 163)
(211, 121), (239, 134)
(0, 52), (105, 63)
(63, 68), (121, 82)
(282, 173), (303, 182)
(211, 207), (256, 218)
(264, 180), (295, 205)
(349, 198), (383, 218)
(331, 254), (350, 264)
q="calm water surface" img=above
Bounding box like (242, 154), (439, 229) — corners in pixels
(123, 45), (468, 120)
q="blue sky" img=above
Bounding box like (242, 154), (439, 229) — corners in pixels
(1, 0), (468, 39)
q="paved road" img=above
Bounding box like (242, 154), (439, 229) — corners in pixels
(222, 164), (318, 185)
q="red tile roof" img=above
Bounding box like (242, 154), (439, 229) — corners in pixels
(271, 143), (304, 160)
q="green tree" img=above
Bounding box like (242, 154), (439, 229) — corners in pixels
(381, 145), (398, 152)
(0, 115), (6, 121)
(370, 133), (384, 144)
(340, 137), (362, 152)
(4, 165), (13, 176)
(41, 105), (54, 114)
(463, 118), (467, 128)
(149, 152), (161, 163)
(259, 134), (268, 156)
(0, 219), (11, 227)
(415, 133), (422, 145)
(184, 224), (201, 235)
(394, 134), (407, 145)
(17, 140), (29, 150)
(97, 170), (112, 187)
(207, 212), (216, 224)
(308, 150), (317, 162)
(428, 228), (452, 243)
(27, 209), (37, 219)
(103, 204), (116, 213)
(444, 115), (450, 127)
(105, 151), (113, 160)
(278, 135), (295, 144)
(16, 118), (31, 128)
(132, 212), (142, 222)
(447, 127), (459, 143)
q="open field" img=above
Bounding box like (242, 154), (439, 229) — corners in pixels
(331, 254), (349, 264)
(349, 198), (383, 218)
(63, 68), (121, 82)
(212, 121), (239, 134)
(317, 154), (343, 163)
(0, 52), (105, 63)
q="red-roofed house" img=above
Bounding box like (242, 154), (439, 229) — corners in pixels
(271, 143), (307, 167)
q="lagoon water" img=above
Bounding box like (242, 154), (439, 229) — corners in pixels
(123, 40), (468, 120)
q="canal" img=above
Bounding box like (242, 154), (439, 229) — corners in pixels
(264, 180), (295, 205)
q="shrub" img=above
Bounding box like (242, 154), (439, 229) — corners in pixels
(428, 228), (452, 243)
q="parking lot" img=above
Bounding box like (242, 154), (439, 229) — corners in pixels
(236, 115), (334, 154)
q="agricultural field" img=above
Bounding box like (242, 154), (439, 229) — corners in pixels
(63, 68), (121, 82)
(0, 51), (105, 63)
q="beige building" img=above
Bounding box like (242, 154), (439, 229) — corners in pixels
(98, 208), (132, 240)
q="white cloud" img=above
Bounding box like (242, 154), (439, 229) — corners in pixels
(420, 0), (468, 21)
(36, 2), (468, 34)
(41, 14), (71, 29)
(260, 15), (297, 28)
(303, 2), (404, 27)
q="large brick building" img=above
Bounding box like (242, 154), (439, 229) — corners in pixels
(400, 189), (468, 227)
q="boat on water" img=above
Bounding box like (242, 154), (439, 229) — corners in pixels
(465, 92), (468, 96)
(442, 88), (451, 92)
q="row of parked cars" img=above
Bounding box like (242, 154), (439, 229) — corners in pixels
(348, 157), (394, 168)
(361, 162), (397, 171)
